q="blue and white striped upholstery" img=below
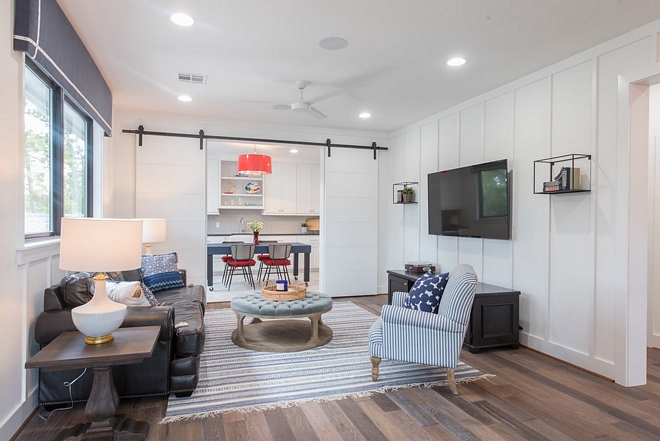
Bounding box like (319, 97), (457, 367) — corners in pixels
(369, 264), (477, 369)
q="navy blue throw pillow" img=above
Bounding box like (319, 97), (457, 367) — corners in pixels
(141, 252), (185, 293)
(404, 271), (449, 313)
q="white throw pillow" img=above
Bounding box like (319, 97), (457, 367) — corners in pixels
(106, 281), (150, 307)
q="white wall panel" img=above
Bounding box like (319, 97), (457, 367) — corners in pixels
(548, 61), (593, 355)
(136, 137), (207, 287)
(404, 130), (420, 262)
(419, 121), (439, 263)
(436, 114), (460, 271)
(324, 148), (378, 296)
(649, 83), (660, 347)
(457, 237), (483, 278)
(459, 103), (484, 166)
(483, 92), (514, 287)
(512, 78), (551, 341)
(389, 135), (405, 270)
(596, 38), (651, 363)
(378, 150), (390, 293)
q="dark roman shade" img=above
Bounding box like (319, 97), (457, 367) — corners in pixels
(14, 0), (113, 136)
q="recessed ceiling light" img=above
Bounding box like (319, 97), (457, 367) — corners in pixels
(273, 104), (291, 110)
(447, 57), (466, 67)
(320, 37), (348, 50)
(359, 112), (371, 119)
(290, 149), (298, 153)
(171, 13), (194, 26)
(178, 95), (192, 102)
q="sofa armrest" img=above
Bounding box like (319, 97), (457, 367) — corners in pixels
(122, 306), (174, 343)
(35, 309), (76, 346)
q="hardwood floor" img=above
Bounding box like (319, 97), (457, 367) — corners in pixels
(14, 295), (660, 440)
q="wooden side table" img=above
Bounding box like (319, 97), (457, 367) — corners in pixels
(25, 326), (160, 441)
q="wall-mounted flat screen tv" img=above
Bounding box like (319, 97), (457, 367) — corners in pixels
(428, 159), (510, 240)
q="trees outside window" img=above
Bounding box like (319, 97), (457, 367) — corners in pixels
(24, 63), (92, 238)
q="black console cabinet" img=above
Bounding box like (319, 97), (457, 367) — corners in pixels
(386, 270), (520, 352)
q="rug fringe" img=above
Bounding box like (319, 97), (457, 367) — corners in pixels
(159, 373), (496, 424)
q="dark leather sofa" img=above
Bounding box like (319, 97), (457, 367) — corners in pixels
(34, 269), (206, 405)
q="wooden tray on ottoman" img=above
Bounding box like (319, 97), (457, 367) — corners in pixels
(262, 283), (306, 301)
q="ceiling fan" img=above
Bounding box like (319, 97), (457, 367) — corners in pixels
(276, 80), (341, 119)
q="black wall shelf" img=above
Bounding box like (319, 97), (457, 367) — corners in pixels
(534, 153), (591, 195)
(393, 182), (418, 204)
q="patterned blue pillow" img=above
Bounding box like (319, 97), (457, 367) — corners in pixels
(141, 252), (185, 293)
(404, 271), (449, 313)
(140, 282), (160, 306)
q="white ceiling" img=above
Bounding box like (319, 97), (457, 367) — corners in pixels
(58, 0), (660, 134)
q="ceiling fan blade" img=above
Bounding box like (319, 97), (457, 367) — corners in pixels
(304, 89), (342, 105)
(308, 106), (327, 119)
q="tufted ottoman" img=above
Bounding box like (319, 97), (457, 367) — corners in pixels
(230, 292), (333, 352)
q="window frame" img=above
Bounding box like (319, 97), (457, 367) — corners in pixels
(24, 59), (94, 240)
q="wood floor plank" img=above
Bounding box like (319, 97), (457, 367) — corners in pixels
(263, 407), (297, 441)
(336, 398), (388, 440)
(385, 389), (438, 426)
(282, 405), (320, 441)
(357, 399), (423, 441)
(224, 420), (249, 441)
(321, 400), (367, 441)
(369, 392), (400, 412)
(243, 411), (274, 441)
(386, 409), (449, 441)
(299, 401), (345, 441)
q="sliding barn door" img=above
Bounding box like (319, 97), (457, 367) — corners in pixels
(135, 136), (207, 287)
(323, 148), (379, 296)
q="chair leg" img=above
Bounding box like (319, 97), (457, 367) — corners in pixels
(370, 356), (381, 382)
(446, 368), (458, 395)
(227, 267), (236, 291)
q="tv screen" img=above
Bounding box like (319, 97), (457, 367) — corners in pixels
(428, 159), (510, 240)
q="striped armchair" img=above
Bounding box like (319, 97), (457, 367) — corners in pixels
(369, 264), (477, 394)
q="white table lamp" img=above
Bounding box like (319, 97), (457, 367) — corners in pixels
(59, 218), (143, 344)
(141, 218), (166, 255)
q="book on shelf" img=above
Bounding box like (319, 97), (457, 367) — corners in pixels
(543, 180), (560, 192)
(553, 167), (581, 190)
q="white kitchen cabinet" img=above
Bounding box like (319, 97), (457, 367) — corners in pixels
(207, 159), (220, 214)
(263, 162), (297, 214)
(297, 164), (320, 215)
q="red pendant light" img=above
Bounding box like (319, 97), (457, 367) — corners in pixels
(237, 153), (272, 175)
(237, 145), (272, 176)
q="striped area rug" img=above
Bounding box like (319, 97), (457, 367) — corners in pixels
(162, 301), (492, 422)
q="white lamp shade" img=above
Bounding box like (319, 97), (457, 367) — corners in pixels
(59, 218), (143, 272)
(141, 218), (167, 243)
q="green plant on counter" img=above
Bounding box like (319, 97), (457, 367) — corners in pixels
(402, 186), (415, 195)
(301, 223), (308, 227)
(248, 221), (264, 232)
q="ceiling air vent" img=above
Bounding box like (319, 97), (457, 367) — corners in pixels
(178, 73), (207, 85)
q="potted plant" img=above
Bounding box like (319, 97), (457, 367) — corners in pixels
(301, 223), (308, 234)
(401, 186), (415, 203)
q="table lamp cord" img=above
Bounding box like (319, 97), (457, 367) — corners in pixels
(38, 368), (87, 421)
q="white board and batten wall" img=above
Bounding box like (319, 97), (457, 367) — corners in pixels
(383, 21), (660, 386)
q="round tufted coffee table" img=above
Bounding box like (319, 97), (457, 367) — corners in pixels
(230, 292), (333, 352)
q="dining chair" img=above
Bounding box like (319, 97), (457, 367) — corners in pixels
(225, 244), (256, 291)
(260, 244), (293, 284)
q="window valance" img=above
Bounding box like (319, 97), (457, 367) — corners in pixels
(14, 0), (113, 136)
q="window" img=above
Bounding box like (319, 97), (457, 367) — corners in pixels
(24, 62), (93, 238)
